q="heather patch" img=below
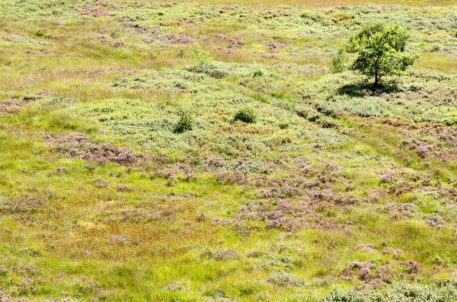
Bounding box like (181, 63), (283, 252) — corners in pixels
(0, 99), (27, 117)
(0, 194), (46, 215)
(46, 133), (139, 165)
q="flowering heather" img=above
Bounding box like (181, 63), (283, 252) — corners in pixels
(47, 133), (138, 165)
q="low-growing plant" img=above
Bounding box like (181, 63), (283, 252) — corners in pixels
(320, 283), (457, 302)
(173, 111), (194, 133)
(234, 107), (257, 124)
(279, 122), (289, 129)
(192, 44), (211, 65)
(321, 288), (366, 302)
(331, 49), (348, 73)
(266, 272), (304, 288)
(35, 29), (46, 37)
(187, 45), (227, 78)
(253, 70), (264, 77)
(187, 62), (227, 79)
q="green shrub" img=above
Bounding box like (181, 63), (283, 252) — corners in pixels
(317, 117), (339, 129)
(187, 62), (226, 79)
(253, 70), (264, 77)
(187, 45), (227, 78)
(331, 49), (348, 73)
(321, 288), (366, 302)
(192, 44), (211, 65)
(35, 29), (46, 37)
(266, 272), (304, 288)
(279, 122), (289, 129)
(173, 111), (193, 133)
(234, 107), (256, 124)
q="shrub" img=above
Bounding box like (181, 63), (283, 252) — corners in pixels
(321, 288), (367, 302)
(187, 44), (227, 79)
(173, 111), (193, 133)
(266, 272), (304, 288)
(279, 122), (289, 129)
(187, 62), (227, 79)
(331, 49), (348, 73)
(317, 117), (339, 129)
(200, 248), (240, 261)
(192, 44), (211, 65)
(253, 70), (264, 77)
(35, 29), (46, 37)
(234, 107), (257, 124)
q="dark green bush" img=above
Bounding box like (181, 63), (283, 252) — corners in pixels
(234, 108), (256, 124)
(174, 111), (193, 133)
(279, 122), (289, 129)
(253, 70), (264, 77)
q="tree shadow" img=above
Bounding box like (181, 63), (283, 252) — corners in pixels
(337, 80), (401, 97)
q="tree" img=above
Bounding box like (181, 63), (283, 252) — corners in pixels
(347, 23), (415, 86)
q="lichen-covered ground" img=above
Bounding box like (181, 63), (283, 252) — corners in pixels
(0, 0), (457, 301)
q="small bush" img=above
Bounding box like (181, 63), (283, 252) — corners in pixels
(321, 288), (366, 302)
(35, 29), (46, 37)
(234, 107), (256, 124)
(331, 49), (348, 73)
(279, 122), (289, 129)
(174, 111), (193, 133)
(192, 44), (211, 65)
(200, 248), (240, 261)
(187, 45), (227, 79)
(266, 272), (304, 288)
(187, 62), (227, 79)
(253, 70), (264, 77)
(317, 117), (339, 129)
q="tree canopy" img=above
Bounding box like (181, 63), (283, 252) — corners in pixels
(347, 23), (415, 86)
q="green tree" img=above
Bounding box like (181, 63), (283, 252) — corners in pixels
(347, 23), (415, 86)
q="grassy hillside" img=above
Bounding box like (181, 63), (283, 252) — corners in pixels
(0, 0), (456, 301)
